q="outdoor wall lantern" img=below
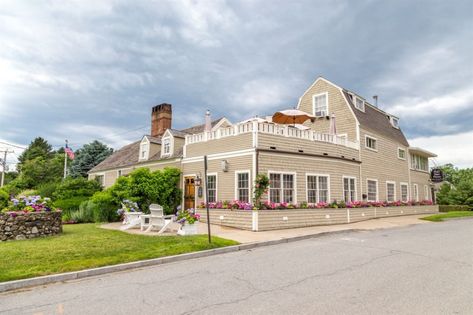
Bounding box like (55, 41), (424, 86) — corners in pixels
(221, 160), (229, 172)
(195, 176), (202, 186)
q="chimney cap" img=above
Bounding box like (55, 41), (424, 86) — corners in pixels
(152, 103), (172, 112)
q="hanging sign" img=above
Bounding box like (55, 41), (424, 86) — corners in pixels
(430, 169), (443, 183)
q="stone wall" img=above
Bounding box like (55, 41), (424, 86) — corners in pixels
(0, 211), (62, 241)
(199, 205), (439, 231)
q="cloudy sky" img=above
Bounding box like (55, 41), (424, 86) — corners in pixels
(0, 0), (472, 168)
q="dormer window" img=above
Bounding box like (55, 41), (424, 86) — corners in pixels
(390, 117), (399, 128)
(163, 138), (171, 156)
(355, 97), (365, 112)
(140, 143), (149, 160)
(313, 92), (328, 117)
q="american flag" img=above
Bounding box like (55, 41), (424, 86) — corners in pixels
(65, 143), (75, 160)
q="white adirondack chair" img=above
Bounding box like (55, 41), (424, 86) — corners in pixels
(120, 204), (143, 230)
(140, 204), (174, 234)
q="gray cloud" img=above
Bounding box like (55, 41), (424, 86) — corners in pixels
(0, 0), (472, 166)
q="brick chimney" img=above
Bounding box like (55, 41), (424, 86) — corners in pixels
(151, 103), (172, 137)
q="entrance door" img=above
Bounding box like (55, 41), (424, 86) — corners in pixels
(184, 176), (196, 210)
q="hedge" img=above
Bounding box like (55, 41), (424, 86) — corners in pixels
(439, 205), (472, 212)
(53, 196), (90, 215)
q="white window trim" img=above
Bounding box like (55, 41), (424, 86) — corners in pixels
(354, 96), (365, 112)
(139, 137), (150, 161)
(366, 178), (379, 202)
(386, 180), (396, 202)
(400, 182), (409, 202)
(424, 185), (429, 201)
(413, 184), (419, 202)
(268, 171), (297, 204)
(312, 92), (329, 118)
(364, 135), (378, 152)
(306, 173), (331, 204)
(206, 172), (218, 203)
(397, 147), (406, 160)
(390, 117), (400, 129)
(161, 136), (173, 157)
(234, 170), (251, 202)
(342, 176), (357, 203)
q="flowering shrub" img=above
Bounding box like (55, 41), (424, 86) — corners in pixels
(198, 201), (253, 210)
(196, 199), (434, 210)
(116, 199), (139, 217)
(253, 174), (270, 208)
(1, 195), (58, 214)
(176, 208), (200, 225)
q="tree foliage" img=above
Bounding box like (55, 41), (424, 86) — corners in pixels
(17, 137), (53, 172)
(70, 140), (113, 178)
(436, 164), (473, 207)
(18, 154), (64, 188)
(92, 167), (182, 215)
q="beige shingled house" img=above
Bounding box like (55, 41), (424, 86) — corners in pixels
(88, 76), (437, 210)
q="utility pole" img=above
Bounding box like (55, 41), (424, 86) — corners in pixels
(0, 149), (14, 187)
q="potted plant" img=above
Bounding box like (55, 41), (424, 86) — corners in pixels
(176, 208), (200, 235)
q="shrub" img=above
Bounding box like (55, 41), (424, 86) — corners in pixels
(17, 189), (38, 197)
(89, 191), (119, 222)
(53, 177), (102, 200)
(0, 189), (9, 209)
(107, 167), (182, 215)
(53, 196), (89, 216)
(439, 205), (471, 212)
(69, 201), (95, 223)
(36, 182), (60, 199)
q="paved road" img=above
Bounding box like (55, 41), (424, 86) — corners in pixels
(1, 219), (472, 315)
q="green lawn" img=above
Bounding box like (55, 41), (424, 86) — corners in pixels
(420, 211), (473, 222)
(0, 224), (238, 282)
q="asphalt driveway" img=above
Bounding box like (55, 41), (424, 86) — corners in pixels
(1, 219), (472, 314)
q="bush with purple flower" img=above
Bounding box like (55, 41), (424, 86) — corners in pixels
(116, 199), (140, 217)
(175, 208), (200, 225)
(2, 195), (57, 214)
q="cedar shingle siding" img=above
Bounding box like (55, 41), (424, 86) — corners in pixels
(88, 76), (435, 208)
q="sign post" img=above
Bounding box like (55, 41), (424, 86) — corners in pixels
(204, 155), (211, 243)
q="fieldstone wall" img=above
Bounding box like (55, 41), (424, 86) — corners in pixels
(0, 211), (62, 241)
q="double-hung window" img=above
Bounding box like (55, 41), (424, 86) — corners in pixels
(207, 175), (217, 203)
(367, 179), (378, 201)
(413, 184), (419, 202)
(400, 183), (409, 202)
(355, 97), (365, 111)
(163, 138), (171, 155)
(140, 143), (148, 159)
(269, 173), (295, 203)
(236, 172), (250, 203)
(343, 177), (356, 203)
(424, 185), (429, 201)
(386, 182), (396, 202)
(313, 93), (328, 117)
(307, 175), (329, 203)
(398, 148), (406, 160)
(365, 136), (377, 151)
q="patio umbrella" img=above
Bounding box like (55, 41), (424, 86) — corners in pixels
(238, 116), (270, 124)
(272, 109), (315, 125)
(329, 113), (337, 135)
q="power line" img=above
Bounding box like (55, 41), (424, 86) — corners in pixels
(0, 141), (26, 149)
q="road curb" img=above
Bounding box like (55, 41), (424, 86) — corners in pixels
(0, 228), (362, 293)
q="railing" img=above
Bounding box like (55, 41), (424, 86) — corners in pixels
(185, 122), (360, 150)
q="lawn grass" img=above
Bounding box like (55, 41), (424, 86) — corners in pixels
(0, 224), (238, 282)
(420, 211), (473, 222)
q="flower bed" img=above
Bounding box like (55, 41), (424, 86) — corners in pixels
(1, 195), (62, 241)
(199, 199), (434, 211)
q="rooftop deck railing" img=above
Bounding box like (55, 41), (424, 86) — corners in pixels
(185, 121), (360, 150)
